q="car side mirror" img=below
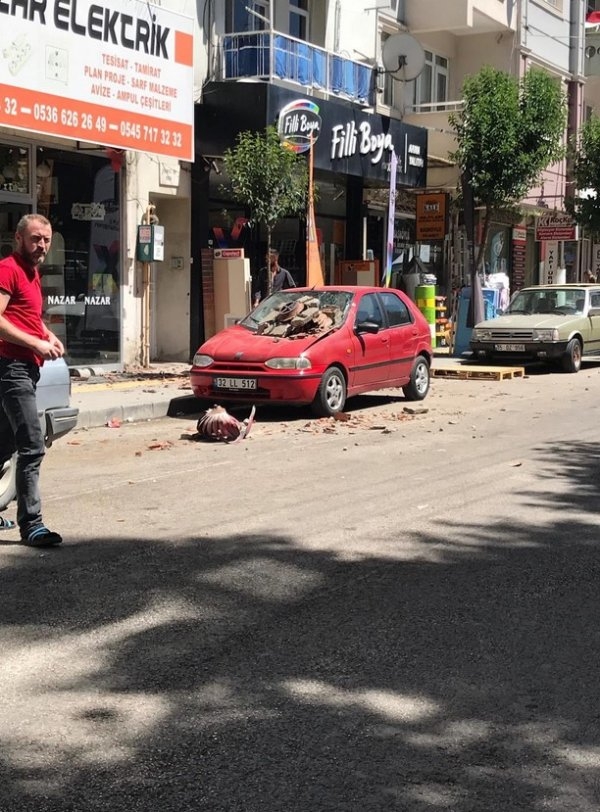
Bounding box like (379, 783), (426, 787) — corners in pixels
(588, 307), (600, 317)
(495, 307), (505, 316)
(355, 321), (380, 334)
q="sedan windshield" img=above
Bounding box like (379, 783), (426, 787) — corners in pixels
(507, 288), (586, 316)
(240, 290), (353, 339)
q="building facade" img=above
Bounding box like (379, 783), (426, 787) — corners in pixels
(187, 0), (587, 353)
(0, 0), (195, 370)
(402, 0), (586, 292)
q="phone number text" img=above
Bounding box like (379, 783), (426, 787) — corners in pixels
(3, 97), (184, 149)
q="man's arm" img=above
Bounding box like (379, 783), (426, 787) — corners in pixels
(0, 290), (62, 361)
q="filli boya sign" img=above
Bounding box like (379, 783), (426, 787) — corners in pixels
(277, 99), (322, 153)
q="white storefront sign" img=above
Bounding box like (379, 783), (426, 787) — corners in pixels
(0, 0), (194, 160)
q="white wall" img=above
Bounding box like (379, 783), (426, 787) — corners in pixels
(124, 153), (191, 365)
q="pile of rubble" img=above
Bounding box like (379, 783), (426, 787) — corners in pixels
(256, 295), (345, 339)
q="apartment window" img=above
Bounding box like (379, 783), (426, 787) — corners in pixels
(414, 50), (448, 109)
(290, 0), (309, 40)
(226, 0), (268, 32)
(535, 0), (563, 10)
(381, 32), (396, 108)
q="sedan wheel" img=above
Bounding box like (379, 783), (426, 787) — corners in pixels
(402, 356), (431, 401)
(311, 367), (347, 417)
(0, 453), (17, 511)
(562, 338), (582, 373)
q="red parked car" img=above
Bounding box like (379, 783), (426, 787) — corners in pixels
(190, 286), (433, 416)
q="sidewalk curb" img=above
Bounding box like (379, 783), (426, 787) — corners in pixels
(72, 392), (200, 431)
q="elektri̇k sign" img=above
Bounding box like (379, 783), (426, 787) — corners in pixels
(0, 0), (194, 160)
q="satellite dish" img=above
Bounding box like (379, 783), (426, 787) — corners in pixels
(381, 33), (426, 81)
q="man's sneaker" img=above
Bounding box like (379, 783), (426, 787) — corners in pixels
(22, 526), (62, 547)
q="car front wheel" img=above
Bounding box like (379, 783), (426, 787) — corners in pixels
(562, 338), (582, 373)
(0, 453), (17, 511)
(402, 355), (431, 401)
(311, 366), (347, 417)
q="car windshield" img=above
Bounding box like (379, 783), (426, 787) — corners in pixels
(507, 288), (586, 315)
(240, 290), (353, 339)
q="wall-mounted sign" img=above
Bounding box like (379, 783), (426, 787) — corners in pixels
(71, 202), (106, 221)
(277, 99), (321, 153)
(270, 88), (426, 186)
(535, 212), (577, 241)
(214, 248), (244, 259)
(415, 193), (448, 241)
(0, 0), (194, 160)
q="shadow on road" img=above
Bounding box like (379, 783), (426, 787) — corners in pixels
(1, 441), (600, 810)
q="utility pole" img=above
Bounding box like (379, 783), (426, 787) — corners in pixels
(140, 203), (156, 368)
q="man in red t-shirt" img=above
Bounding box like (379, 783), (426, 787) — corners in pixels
(0, 214), (65, 546)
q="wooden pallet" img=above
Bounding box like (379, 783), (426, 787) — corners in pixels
(432, 364), (525, 381)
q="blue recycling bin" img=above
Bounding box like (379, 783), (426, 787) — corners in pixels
(453, 287), (501, 357)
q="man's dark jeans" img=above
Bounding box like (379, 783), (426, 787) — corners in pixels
(0, 358), (43, 535)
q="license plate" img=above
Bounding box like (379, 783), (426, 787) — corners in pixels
(214, 377), (257, 390)
(494, 343), (525, 352)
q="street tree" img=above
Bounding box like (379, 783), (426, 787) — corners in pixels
(566, 114), (600, 240)
(222, 125), (309, 295)
(449, 66), (567, 274)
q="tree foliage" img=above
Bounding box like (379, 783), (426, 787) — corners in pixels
(449, 65), (567, 267)
(222, 126), (309, 292)
(566, 115), (600, 240)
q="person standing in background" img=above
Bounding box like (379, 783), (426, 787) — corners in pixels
(0, 214), (65, 547)
(253, 249), (296, 306)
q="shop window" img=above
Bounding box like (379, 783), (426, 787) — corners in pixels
(37, 148), (121, 366)
(0, 145), (31, 196)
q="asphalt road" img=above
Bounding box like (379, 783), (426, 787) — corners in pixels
(1, 363), (600, 811)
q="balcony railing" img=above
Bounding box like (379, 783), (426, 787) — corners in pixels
(407, 100), (464, 114)
(220, 32), (375, 107)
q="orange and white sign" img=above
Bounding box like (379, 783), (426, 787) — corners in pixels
(415, 193), (448, 241)
(0, 0), (194, 160)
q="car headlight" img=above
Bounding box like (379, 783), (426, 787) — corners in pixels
(192, 353), (214, 367)
(533, 329), (559, 342)
(265, 356), (312, 370)
(472, 328), (491, 340)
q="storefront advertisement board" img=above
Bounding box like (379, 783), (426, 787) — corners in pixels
(535, 212), (577, 241)
(0, 0), (194, 160)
